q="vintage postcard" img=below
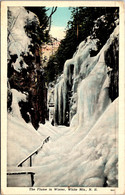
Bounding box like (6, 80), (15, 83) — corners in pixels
(1, 1), (125, 194)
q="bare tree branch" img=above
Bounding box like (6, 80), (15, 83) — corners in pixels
(47, 7), (57, 32)
(40, 7), (57, 32)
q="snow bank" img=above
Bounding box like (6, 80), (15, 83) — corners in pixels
(7, 89), (44, 166)
(33, 98), (118, 187)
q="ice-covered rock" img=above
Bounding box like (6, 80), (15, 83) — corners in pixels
(8, 7), (38, 71)
(54, 23), (119, 126)
(10, 89), (27, 119)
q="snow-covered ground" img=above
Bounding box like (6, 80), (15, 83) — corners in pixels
(7, 89), (46, 167)
(7, 90), (118, 187)
(32, 98), (118, 187)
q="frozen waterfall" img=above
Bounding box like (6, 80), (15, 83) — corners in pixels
(54, 25), (118, 128)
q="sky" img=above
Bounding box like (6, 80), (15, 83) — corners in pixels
(46, 7), (71, 40)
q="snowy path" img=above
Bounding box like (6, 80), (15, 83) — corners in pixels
(32, 99), (118, 187)
(7, 83), (118, 187)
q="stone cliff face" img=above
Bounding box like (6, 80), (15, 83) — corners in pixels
(7, 7), (48, 129)
(53, 17), (119, 127)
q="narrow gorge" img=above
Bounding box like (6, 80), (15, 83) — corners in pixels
(6, 6), (119, 188)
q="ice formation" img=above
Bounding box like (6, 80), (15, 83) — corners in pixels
(8, 7), (37, 71)
(54, 24), (118, 127)
(7, 20), (119, 187)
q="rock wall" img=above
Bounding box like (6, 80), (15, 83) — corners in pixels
(7, 7), (48, 129)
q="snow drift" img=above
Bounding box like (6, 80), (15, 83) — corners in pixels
(34, 98), (118, 187)
(7, 89), (45, 166)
